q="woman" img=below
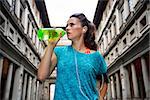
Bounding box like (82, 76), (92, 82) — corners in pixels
(38, 13), (108, 100)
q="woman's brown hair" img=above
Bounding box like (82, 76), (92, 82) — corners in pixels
(70, 13), (98, 50)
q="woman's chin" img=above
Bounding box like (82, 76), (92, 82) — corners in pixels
(67, 37), (72, 40)
(67, 35), (73, 40)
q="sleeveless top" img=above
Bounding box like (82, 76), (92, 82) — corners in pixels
(53, 45), (107, 100)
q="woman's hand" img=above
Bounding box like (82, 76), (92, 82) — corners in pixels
(99, 96), (104, 100)
(37, 32), (62, 81)
(48, 32), (62, 46)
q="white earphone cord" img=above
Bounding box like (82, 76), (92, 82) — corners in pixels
(74, 51), (90, 100)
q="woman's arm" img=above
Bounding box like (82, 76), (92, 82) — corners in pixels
(97, 73), (109, 100)
(37, 34), (62, 81)
(37, 44), (57, 81)
(99, 82), (108, 100)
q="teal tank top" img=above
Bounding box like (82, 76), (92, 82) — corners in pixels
(54, 45), (107, 100)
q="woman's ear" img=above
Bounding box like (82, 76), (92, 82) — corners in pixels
(83, 26), (88, 33)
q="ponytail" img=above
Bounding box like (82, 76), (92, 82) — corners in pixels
(70, 13), (98, 50)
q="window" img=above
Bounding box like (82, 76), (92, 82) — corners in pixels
(34, 34), (37, 45)
(27, 15), (32, 37)
(25, 47), (28, 53)
(20, 7), (25, 25)
(115, 48), (118, 52)
(32, 30), (36, 44)
(7, 0), (13, 6)
(106, 33), (108, 47)
(32, 0), (35, 8)
(118, 6), (124, 28)
(17, 38), (21, 45)
(37, 61), (40, 67)
(27, 20), (30, 34)
(123, 38), (127, 48)
(38, 43), (41, 54)
(139, 16), (146, 30)
(121, 9), (124, 24)
(104, 10), (107, 19)
(103, 35), (107, 50)
(20, 8), (23, 22)
(115, 47), (118, 57)
(108, 1), (111, 10)
(0, 16), (6, 30)
(33, 57), (35, 65)
(14, 0), (20, 18)
(16, 35), (22, 50)
(113, 21), (116, 36)
(111, 53), (114, 60)
(107, 29), (112, 45)
(0, 12), (7, 33)
(128, 0), (133, 12)
(109, 0), (113, 8)
(8, 25), (16, 43)
(102, 40), (104, 53)
(29, 25), (32, 38)
(109, 29), (112, 40)
(130, 29), (136, 42)
(24, 46), (28, 57)
(31, 28), (34, 39)
(29, 52), (32, 60)
(36, 36), (39, 50)
(108, 57), (110, 64)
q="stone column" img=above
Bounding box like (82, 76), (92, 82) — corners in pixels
(111, 22), (115, 39)
(120, 65), (131, 99)
(115, 8), (120, 35)
(3, 63), (13, 100)
(107, 83), (112, 100)
(31, 78), (36, 100)
(27, 76), (32, 100)
(107, 28), (111, 45)
(110, 76), (116, 98)
(24, 7), (28, 34)
(15, 0), (21, 18)
(124, 67), (131, 98)
(131, 63), (139, 97)
(115, 73), (121, 99)
(12, 65), (24, 100)
(141, 57), (149, 97)
(22, 73), (28, 100)
(128, 0), (134, 12)
(39, 83), (44, 100)
(148, 6), (150, 24)
(103, 34), (107, 50)
(0, 57), (3, 92)
(132, 0), (139, 8)
(124, 0), (130, 21)
(36, 81), (39, 100)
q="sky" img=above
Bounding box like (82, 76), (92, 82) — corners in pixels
(45, 0), (99, 27)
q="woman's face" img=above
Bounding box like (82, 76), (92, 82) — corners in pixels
(66, 17), (84, 40)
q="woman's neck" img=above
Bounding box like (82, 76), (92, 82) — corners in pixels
(72, 39), (86, 52)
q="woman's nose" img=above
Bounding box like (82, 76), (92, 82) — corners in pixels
(66, 26), (69, 31)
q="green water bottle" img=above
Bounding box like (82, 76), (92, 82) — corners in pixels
(37, 28), (67, 41)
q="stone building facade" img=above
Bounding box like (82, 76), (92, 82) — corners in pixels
(0, 0), (50, 99)
(94, 0), (149, 99)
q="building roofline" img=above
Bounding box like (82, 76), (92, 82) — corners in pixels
(93, 0), (108, 29)
(35, 0), (51, 28)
